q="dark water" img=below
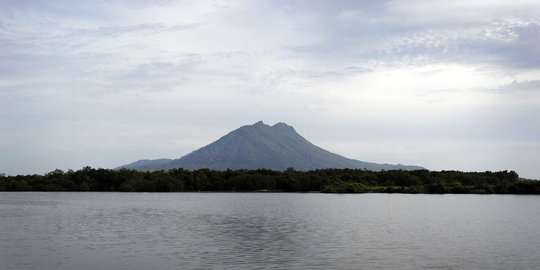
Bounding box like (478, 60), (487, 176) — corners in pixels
(1, 193), (539, 269)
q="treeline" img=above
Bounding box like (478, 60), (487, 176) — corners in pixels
(1, 167), (539, 194)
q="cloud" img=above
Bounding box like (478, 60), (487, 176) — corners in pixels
(71, 23), (201, 38)
(279, 1), (540, 73)
(498, 80), (540, 92)
(1, 0), (540, 178)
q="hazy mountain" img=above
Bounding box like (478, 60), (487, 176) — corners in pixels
(120, 121), (423, 171)
(120, 158), (173, 171)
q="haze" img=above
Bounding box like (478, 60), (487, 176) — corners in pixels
(1, 0), (539, 179)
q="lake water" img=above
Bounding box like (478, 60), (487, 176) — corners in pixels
(1, 192), (539, 269)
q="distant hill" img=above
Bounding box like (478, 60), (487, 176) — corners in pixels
(119, 121), (423, 171)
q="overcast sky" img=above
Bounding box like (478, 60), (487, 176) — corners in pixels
(1, 0), (539, 178)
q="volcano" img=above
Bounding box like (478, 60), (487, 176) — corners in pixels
(119, 121), (423, 171)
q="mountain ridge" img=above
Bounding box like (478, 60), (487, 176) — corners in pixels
(119, 121), (423, 171)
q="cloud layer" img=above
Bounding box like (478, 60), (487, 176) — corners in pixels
(1, 0), (540, 178)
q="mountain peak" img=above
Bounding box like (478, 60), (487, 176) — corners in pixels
(119, 122), (424, 171)
(252, 121), (269, 127)
(272, 122), (290, 127)
(271, 122), (295, 133)
(248, 121), (296, 133)
(251, 121), (293, 128)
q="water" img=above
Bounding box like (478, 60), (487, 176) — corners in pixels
(1, 193), (539, 269)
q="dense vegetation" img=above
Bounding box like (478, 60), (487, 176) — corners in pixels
(1, 167), (539, 194)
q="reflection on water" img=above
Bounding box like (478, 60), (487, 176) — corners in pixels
(1, 192), (540, 269)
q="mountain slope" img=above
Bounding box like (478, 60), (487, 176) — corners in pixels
(120, 121), (423, 171)
(120, 158), (172, 171)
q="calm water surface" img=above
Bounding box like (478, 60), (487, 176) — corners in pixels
(1, 192), (539, 269)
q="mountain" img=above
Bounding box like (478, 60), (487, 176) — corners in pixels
(119, 121), (423, 171)
(119, 158), (173, 171)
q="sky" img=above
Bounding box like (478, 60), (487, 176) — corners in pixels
(1, 0), (539, 179)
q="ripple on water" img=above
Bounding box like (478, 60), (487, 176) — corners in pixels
(1, 193), (540, 270)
